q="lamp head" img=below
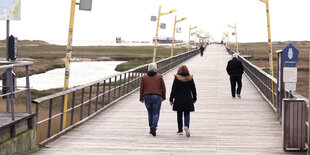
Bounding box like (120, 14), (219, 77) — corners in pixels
(193, 26), (198, 29)
(181, 17), (187, 20)
(259, 0), (268, 3)
(227, 25), (235, 28)
(169, 9), (177, 13)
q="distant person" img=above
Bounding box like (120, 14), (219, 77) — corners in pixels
(226, 53), (244, 98)
(199, 45), (205, 56)
(169, 65), (197, 137)
(140, 63), (166, 137)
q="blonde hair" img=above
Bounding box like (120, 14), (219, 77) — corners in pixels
(148, 63), (157, 71)
(233, 53), (239, 58)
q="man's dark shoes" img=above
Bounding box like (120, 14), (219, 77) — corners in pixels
(150, 127), (156, 137)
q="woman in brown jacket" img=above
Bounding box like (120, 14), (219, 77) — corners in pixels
(140, 63), (166, 137)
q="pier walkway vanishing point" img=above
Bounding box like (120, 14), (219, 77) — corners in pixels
(33, 45), (305, 154)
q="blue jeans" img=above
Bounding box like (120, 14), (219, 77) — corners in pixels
(144, 94), (162, 128)
(177, 111), (190, 132)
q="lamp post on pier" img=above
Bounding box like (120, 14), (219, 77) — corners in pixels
(259, 0), (275, 107)
(188, 25), (197, 51)
(171, 16), (187, 57)
(259, 0), (274, 77)
(62, 0), (92, 130)
(197, 30), (204, 48)
(227, 23), (238, 53)
(153, 5), (176, 62)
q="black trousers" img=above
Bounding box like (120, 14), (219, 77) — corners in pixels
(229, 75), (242, 97)
(177, 111), (190, 132)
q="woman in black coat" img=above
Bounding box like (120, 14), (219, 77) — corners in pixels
(169, 65), (197, 137)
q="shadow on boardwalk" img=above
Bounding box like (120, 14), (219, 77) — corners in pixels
(33, 45), (305, 155)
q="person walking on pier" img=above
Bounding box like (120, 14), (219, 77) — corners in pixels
(169, 65), (197, 137)
(199, 45), (205, 56)
(226, 53), (244, 98)
(140, 63), (166, 137)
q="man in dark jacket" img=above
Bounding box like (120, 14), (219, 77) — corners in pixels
(199, 45), (205, 56)
(226, 53), (244, 98)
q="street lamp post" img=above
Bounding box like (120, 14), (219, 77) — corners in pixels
(153, 5), (176, 63)
(227, 23), (238, 53)
(259, 0), (274, 77)
(194, 29), (198, 49)
(62, 0), (92, 130)
(197, 30), (204, 48)
(171, 16), (187, 57)
(188, 25), (197, 51)
(225, 32), (229, 48)
(259, 0), (275, 107)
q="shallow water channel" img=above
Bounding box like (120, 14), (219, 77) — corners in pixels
(15, 61), (125, 91)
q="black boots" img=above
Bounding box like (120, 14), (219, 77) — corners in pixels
(150, 127), (156, 136)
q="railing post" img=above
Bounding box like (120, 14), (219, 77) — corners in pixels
(123, 73), (126, 96)
(47, 99), (53, 138)
(87, 85), (92, 116)
(114, 76), (117, 100)
(118, 74), (122, 98)
(127, 72), (130, 93)
(25, 65), (31, 114)
(80, 88), (85, 121)
(60, 95), (65, 131)
(108, 78), (111, 103)
(95, 83), (99, 111)
(276, 50), (284, 123)
(102, 80), (106, 107)
(35, 103), (39, 124)
(71, 91), (75, 125)
(7, 68), (15, 121)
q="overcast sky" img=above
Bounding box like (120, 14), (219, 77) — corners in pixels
(0, 0), (309, 44)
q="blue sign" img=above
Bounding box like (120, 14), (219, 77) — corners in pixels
(282, 42), (299, 67)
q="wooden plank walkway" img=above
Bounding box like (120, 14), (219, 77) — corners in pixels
(33, 45), (305, 154)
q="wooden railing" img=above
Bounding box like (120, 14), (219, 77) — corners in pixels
(32, 49), (200, 145)
(0, 61), (33, 120)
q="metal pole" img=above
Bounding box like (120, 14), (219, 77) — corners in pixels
(194, 29), (197, 49)
(198, 31), (201, 48)
(235, 23), (239, 53)
(171, 15), (177, 57)
(25, 65), (31, 113)
(6, 20), (10, 112)
(8, 69), (15, 121)
(63, 0), (77, 130)
(265, 0), (275, 107)
(6, 20), (9, 61)
(188, 25), (191, 52)
(153, 5), (161, 63)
